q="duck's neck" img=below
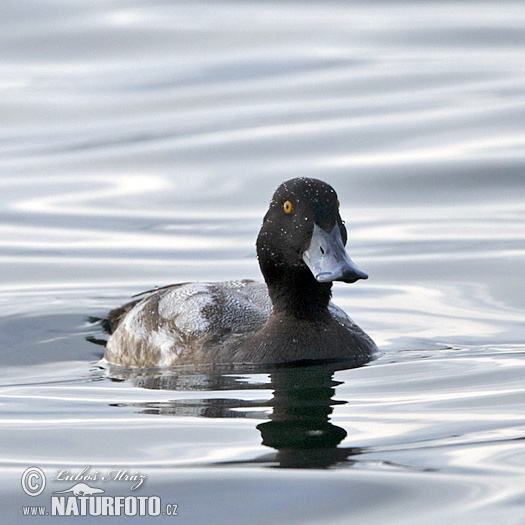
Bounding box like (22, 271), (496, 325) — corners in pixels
(263, 265), (333, 322)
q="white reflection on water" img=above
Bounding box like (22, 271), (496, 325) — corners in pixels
(5, 174), (166, 216)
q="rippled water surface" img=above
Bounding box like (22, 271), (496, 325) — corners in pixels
(1, 1), (525, 523)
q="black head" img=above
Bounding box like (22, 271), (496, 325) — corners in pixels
(256, 177), (367, 288)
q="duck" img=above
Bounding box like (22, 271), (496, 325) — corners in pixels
(103, 177), (377, 367)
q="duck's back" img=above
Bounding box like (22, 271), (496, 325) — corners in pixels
(105, 280), (272, 367)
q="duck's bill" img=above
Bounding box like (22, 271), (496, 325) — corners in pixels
(303, 223), (368, 284)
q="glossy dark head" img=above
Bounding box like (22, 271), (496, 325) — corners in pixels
(256, 177), (368, 286)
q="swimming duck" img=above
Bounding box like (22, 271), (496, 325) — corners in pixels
(104, 177), (376, 367)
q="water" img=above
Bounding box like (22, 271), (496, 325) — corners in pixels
(1, 0), (525, 522)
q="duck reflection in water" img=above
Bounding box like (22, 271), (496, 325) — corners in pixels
(256, 363), (362, 469)
(106, 359), (365, 469)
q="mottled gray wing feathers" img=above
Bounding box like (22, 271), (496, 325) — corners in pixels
(155, 280), (272, 337)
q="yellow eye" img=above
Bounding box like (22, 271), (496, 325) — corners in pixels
(283, 200), (293, 214)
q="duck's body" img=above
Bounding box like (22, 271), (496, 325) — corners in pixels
(104, 178), (377, 367)
(105, 279), (375, 367)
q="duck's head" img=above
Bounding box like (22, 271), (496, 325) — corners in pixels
(256, 177), (368, 286)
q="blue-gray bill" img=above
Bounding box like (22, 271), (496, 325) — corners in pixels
(303, 223), (368, 284)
